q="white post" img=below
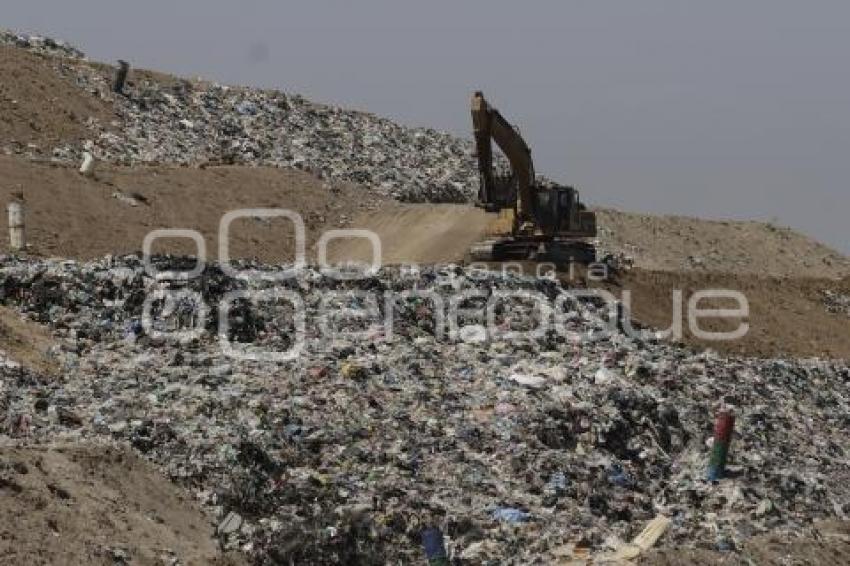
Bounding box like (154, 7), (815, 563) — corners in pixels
(80, 151), (95, 177)
(7, 202), (25, 252)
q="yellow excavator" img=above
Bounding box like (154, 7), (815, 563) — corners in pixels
(469, 91), (597, 264)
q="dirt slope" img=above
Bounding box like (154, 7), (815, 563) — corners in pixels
(601, 269), (850, 359)
(0, 444), (242, 566)
(0, 305), (59, 376)
(2, 40), (847, 280)
(596, 207), (850, 279)
(0, 46), (113, 152)
(0, 156), (383, 262)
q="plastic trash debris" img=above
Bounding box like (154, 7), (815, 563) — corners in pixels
(113, 60), (130, 95)
(79, 152), (96, 177)
(610, 515), (671, 561)
(707, 410), (735, 481)
(491, 507), (531, 523)
(340, 361), (368, 380)
(421, 528), (449, 565)
(218, 511), (243, 535)
(508, 373), (546, 389)
(0, 31), (481, 202)
(607, 463), (633, 488)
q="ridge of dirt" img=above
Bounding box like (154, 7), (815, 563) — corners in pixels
(0, 443), (244, 565)
(595, 207), (850, 280)
(1, 41), (847, 282)
(0, 155), (384, 262)
(600, 268), (850, 359)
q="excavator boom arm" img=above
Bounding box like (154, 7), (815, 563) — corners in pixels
(471, 91), (535, 218)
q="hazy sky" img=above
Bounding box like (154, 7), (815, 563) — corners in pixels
(7, 1), (849, 252)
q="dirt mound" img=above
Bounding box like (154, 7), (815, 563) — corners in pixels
(0, 443), (242, 565)
(0, 156), (383, 262)
(0, 46), (113, 153)
(602, 269), (850, 359)
(596, 208), (850, 279)
(0, 305), (58, 376)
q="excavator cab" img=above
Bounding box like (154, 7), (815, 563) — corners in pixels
(533, 186), (573, 235)
(532, 185), (596, 237)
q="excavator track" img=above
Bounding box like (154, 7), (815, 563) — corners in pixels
(468, 237), (596, 265)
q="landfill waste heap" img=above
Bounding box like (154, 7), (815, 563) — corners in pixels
(1, 30), (479, 203)
(1, 254), (848, 563)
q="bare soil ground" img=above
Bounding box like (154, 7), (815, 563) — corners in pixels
(596, 207), (850, 280)
(0, 46), (114, 152)
(0, 443), (243, 566)
(0, 156), (384, 262)
(338, 203), (850, 280)
(600, 270), (850, 359)
(327, 202), (491, 264)
(0, 305), (59, 376)
(0, 45), (194, 157)
(1, 176), (841, 359)
(642, 520), (850, 565)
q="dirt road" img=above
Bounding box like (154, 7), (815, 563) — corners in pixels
(327, 203), (492, 265)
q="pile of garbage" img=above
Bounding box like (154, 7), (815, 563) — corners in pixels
(0, 29), (84, 59)
(1, 255), (848, 563)
(3, 30), (480, 203)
